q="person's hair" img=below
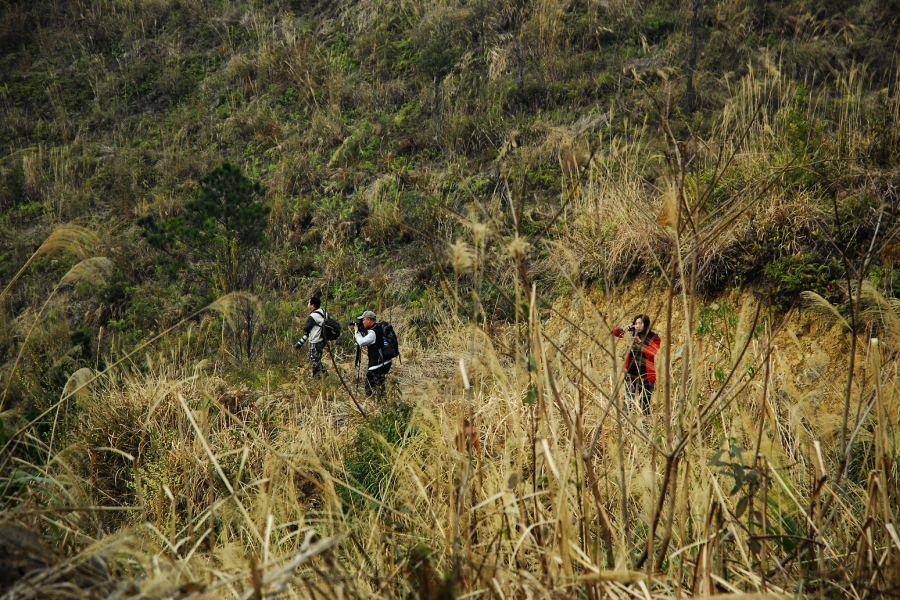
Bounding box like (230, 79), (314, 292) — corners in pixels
(310, 296), (321, 309)
(634, 314), (651, 331)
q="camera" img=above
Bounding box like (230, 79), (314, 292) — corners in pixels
(349, 318), (365, 330)
(626, 325), (637, 334)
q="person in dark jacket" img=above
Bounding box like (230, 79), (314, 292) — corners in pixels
(294, 297), (329, 379)
(354, 310), (392, 397)
(612, 314), (661, 416)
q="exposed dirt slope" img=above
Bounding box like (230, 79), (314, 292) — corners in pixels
(543, 282), (858, 423)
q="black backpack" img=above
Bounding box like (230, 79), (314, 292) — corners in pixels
(314, 310), (342, 342)
(375, 321), (400, 362)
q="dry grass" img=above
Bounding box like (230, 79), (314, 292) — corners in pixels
(2, 3), (900, 597)
(0, 225), (97, 302)
(4, 275), (898, 598)
(4, 101), (900, 599)
(0, 254), (112, 412)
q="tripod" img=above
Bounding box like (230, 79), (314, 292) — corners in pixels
(354, 345), (362, 392)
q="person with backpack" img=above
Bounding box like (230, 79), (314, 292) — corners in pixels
(294, 296), (332, 379)
(353, 310), (398, 397)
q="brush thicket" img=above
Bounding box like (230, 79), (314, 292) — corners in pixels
(2, 5), (900, 598)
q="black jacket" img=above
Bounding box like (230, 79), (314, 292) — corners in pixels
(355, 323), (390, 370)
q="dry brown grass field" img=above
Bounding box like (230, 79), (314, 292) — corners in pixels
(4, 74), (900, 598)
(2, 1), (900, 598)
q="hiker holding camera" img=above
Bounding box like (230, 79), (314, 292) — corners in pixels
(353, 310), (395, 397)
(294, 296), (330, 379)
(613, 314), (661, 417)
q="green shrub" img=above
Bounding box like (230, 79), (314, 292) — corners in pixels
(764, 253), (842, 310)
(0, 165), (26, 210)
(640, 4), (678, 43)
(340, 401), (414, 509)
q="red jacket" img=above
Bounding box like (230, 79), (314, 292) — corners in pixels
(613, 327), (661, 383)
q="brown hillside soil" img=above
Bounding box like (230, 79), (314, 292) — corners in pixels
(541, 282), (857, 425)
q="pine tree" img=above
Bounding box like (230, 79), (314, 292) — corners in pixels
(138, 162), (270, 293)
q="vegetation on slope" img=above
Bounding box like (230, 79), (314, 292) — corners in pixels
(2, 0), (900, 598)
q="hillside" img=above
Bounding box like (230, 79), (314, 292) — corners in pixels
(2, 0), (900, 598)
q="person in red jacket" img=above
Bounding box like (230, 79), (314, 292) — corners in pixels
(613, 314), (661, 416)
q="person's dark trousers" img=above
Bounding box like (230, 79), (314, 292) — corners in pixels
(365, 362), (392, 397)
(308, 341), (328, 378)
(624, 376), (654, 416)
